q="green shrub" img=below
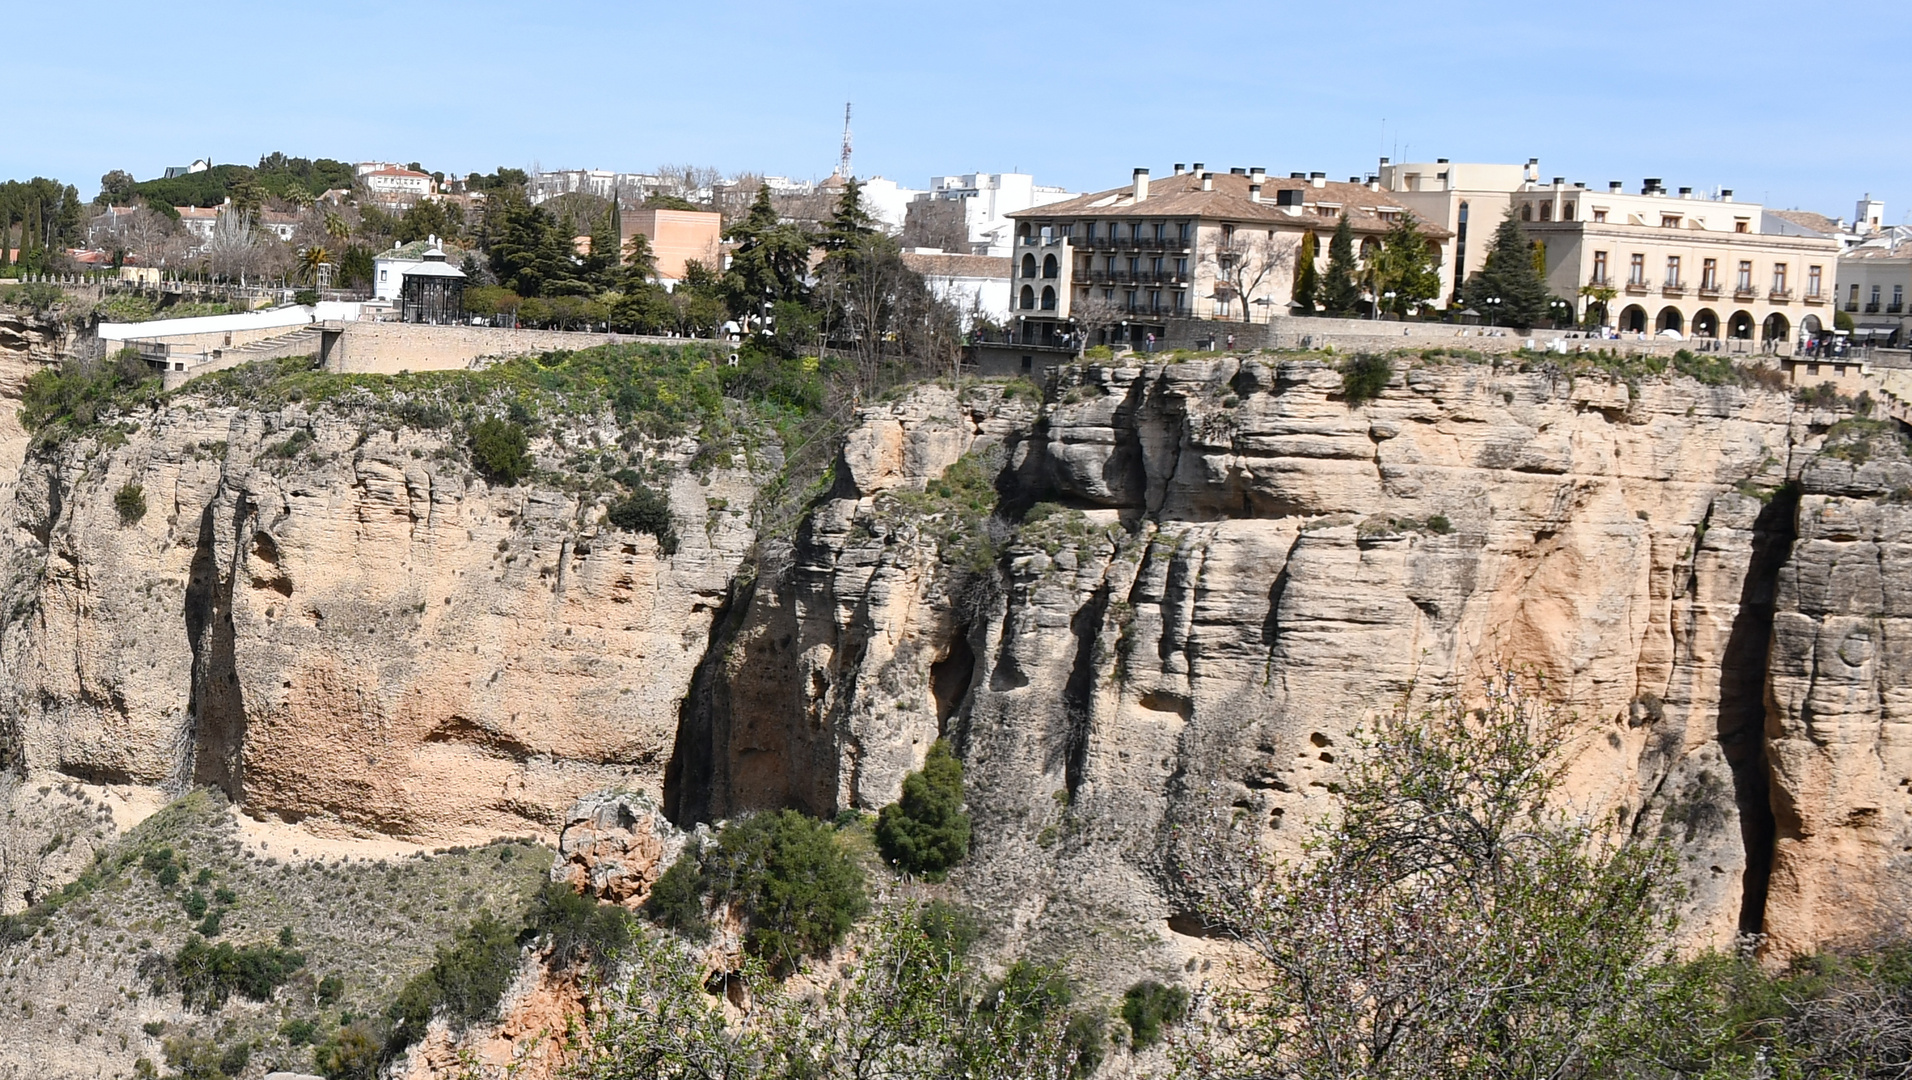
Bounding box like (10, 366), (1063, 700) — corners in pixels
(181, 890), (208, 920)
(529, 879), (630, 975)
(1425, 513), (1453, 535)
(315, 973), (344, 1005)
(263, 429), (314, 459)
(156, 864), (180, 889)
(470, 416), (531, 484)
(875, 740), (972, 878)
(315, 1023), (379, 1080)
(1121, 979), (1189, 1049)
(293, 289), (320, 306)
(385, 912), (521, 1053)
(21, 349), (159, 434)
(606, 483), (678, 554)
(195, 911), (222, 937)
(643, 847), (710, 941)
(160, 1034), (226, 1080)
(280, 1016), (318, 1046)
(704, 810), (868, 974)
(114, 482), (147, 525)
(1339, 353), (1393, 406)
(917, 899), (982, 955)
(169, 936), (305, 1012)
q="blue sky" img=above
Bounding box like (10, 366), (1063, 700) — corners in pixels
(11, 0), (1907, 221)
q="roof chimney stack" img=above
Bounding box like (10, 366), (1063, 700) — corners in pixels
(1643, 178), (1663, 195)
(1191, 162), (1204, 174)
(1249, 182), (1263, 203)
(1679, 186), (1692, 199)
(1250, 166), (1266, 184)
(1437, 157), (1449, 163)
(1609, 180), (1623, 193)
(1230, 167), (1246, 175)
(1310, 171), (1326, 189)
(1721, 189), (1734, 202)
(1132, 167), (1150, 202)
(1173, 163), (1185, 175)
(1201, 171), (1213, 192)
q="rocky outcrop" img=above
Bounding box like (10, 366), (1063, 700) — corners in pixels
(0, 394), (763, 845)
(6, 344), (1911, 978)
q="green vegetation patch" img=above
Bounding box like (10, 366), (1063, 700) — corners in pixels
(875, 739), (973, 879)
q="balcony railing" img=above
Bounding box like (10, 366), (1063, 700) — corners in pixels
(1698, 282), (1722, 298)
(1890, 302), (1905, 314)
(1804, 291), (1825, 304)
(1846, 302), (1860, 312)
(1586, 275), (1611, 288)
(1624, 280), (1649, 295)
(1662, 281), (1687, 297)
(1734, 285), (1758, 300)
(1866, 302), (1883, 313)
(1769, 288), (1793, 302)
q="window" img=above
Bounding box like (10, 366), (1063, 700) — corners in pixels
(1538, 202), (1551, 221)
(1665, 256), (1681, 286)
(1175, 257), (1188, 276)
(1701, 258), (1717, 288)
(1041, 286), (1056, 310)
(1772, 264), (1787, 293)
(1520, 204), (1533, 221)
(1871, 285), (1882, 308)
(1850, 283), (1861, 305)
(1153, 223), (1165, 241)
(1563, 202), (1575, 221)
(1021, 254), (1038, 278)
(1593, 251), (1608, 283)
(1150, 257), (1163, 274)
(1661, 215), (1681, 228)
(1735, 220), (1749, 234)
(1082, 221), (1096, 240)
(1896, 284), (1906, 310)
(1222, 224), (1236, 241)
(1808, 265), (1823, 296)
(1148, 289), (1161, 311)
(1019, 285), (1035, 310)
(1737, 261), (1753, 290)
(1592, 209), (1608, 223)
(1173, 291), (1186, 312)
(379, 269), (388, 282)
(1178, 221), (1190, 242)
(1125, 289), (1137, 309)
(1127, 257), (1139, 274)
(1628, 253), (1645, 284)
(1102, 289), (1113, 302)
(1042, 254), (1058, 279)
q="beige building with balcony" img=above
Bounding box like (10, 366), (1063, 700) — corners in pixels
(1839, 240), (1912, 346)
(1514, 179), (1839, 344)
(1002, 165), (1447, 349)
(1378, 158), (1535, 304)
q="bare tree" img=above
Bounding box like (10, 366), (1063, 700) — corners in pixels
(653, 163), (722, 201)
(1068, 291), (1123, 352)
(1201, 227), (1296, 322)
(901, 198), (972, 253)
(204, 210), (269, 283)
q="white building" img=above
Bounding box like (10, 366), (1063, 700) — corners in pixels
(910, 173), (1078, 256)
(373, 236), (463, 302)
(856, 177), (926, 231)
(527, 168), (666, 205)
(901, 251), (1011, 328)
(361, 166), (435, 201)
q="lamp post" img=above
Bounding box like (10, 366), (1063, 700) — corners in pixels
(1485, 296), (1502, 327)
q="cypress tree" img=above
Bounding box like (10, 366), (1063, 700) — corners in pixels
(1292, 231), (1318, 312)
(821, 178), (877, 254)
(1462, 211), (1554, 330)
(1318, 214), (1361, 316)
(875, 740), (972, 877)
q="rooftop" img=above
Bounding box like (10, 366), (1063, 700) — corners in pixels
(1010, 170), (1448, 236)
(901, 252), (1012, 279)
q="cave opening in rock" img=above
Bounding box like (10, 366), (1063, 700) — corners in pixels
(930, 631), (975, 730)
(1718, 483), (1799, 937)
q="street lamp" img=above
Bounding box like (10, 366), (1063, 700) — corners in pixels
(1485, 296), (1502, 327)
(1373, 290), (1396, 322)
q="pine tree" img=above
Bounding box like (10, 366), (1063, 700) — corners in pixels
(723, 184), (812, 314)
(1292, 231), (1318, 312)
(875, 740), (972, 877)
(1369, 214), (1442, 318)
(821, 178), (877, 254)
(1318, 214), (1362, 316)
(1462, 211), (1554, 330)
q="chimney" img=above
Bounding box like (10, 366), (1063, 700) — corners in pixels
(1609, 181), (1623, 192)
(1436, 157), (1449, 163)
(1173, 163), (1185, 175)
(1552, 176), (1564, 186)
(1349, 176), (1361, 184)
(1230, 167), (1246, 175)
(1201, 172), (1213, 191)
(1679, 186), (1692, 199)
(1721, 189), (1734, 202)
(1191, 162), (1205, 173)
(1379, 156), (1390, 166)
(1643, 178), (1662, 195)
(1310, 171), (1326, 188)
(1249, 166), (1266, 185)
(1290, 171), (1306, 179)
(1132, 167), (1150, 202)
(1249, 182), (1263, 203)
(1368, 178), (1380, 192)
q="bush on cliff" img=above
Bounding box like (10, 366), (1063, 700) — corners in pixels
(643, 844), (711, 941)
(115, 482), (147, 525)
(875, 739), (972, 878)
(469, 415), (531, 484)
(1338, 353), (1392, 407)
(20, 348), (159, 434)
(384, 911), (521, 1052)
(606, 481), (678, 554)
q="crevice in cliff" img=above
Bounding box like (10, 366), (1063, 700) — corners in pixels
(930, 630), (975, 732)
(182, 500), (247, 800)
(1718, 483), (1798, 938)
(663, 569), (757, 829)
(1060, 583), (1111, 800)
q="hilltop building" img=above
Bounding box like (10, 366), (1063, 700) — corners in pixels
(620, 208), (724, 284)
(910, 173), (1078, 256)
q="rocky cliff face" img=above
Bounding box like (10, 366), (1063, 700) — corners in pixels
(2, 346), (1907, 975)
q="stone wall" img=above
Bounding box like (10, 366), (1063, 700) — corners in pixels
(323, 323), (684, 375)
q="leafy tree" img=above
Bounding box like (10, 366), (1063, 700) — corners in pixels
(483, 189), (586, 298)
(469, 416), (531, 484)
(876, 739), (972, 877)
(620, 231), (657, 289)
(385, 912), (520, 1052)
(643, 846), (710, 941)
(463, 284), (522, 321)
(1179, 671), (1685, 1080)
(1368, 213), (1442, 317)
(1462, 211), (1554, 330)
(1121, 980), (1188, 1049)
(723, 184), (812, 318)
(1579, 282), (1617, 329)
(1340, 353), (1394, 406)
(394, 199), (462, 244)
(702, 810), (868, 974)
(314, 1022), (379, 1080)
(97, 169), (136, 206)
(1317, 213), (1362, 316)
(606, 480), (677, 553)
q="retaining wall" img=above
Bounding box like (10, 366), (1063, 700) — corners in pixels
(323, 323), (683, 374)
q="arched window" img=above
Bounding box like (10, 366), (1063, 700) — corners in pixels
(1021, 254), (1038, 279)
(1040, 286), (1057, 310)
(1042, 254), (1058, 279)
(1020, 285), (1035, 310)
(1520, 204), (1533, 221)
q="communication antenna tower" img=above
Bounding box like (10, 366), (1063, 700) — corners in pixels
(839, 102), (853, 179)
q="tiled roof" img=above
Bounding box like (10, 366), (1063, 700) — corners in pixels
(1768, 209), (1842, 236)
(1008, 171), (1450, 237)
(365, 167), (430, 179)
(901, 252), (1011, 279)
